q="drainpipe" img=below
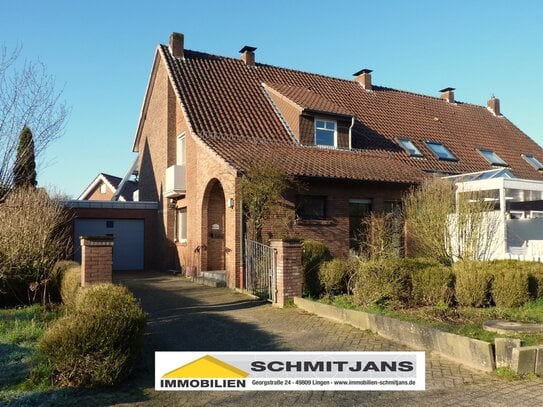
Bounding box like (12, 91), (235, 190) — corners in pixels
(348, 116), (355, 150)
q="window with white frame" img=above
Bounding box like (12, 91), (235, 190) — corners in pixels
(314, 119), (336, 147)
(176, 208), (187, 242)
(530, 211), (543, 219)
(177, 133), (186, 165)
(100, 183), (107, 194)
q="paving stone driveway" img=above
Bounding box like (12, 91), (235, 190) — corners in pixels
(117, 271), (543, 407)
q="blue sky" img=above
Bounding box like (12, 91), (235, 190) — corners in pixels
(2, 0), (542, 197)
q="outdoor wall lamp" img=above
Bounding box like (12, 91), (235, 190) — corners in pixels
(227, 197), (235, 209)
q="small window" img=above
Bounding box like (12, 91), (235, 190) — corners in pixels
(314, 119), (336, 147)
(510, 211), (525, 220)
(425, 141), (457, 161)
(296, 195), (326, 220)
(177, 134), (186, 165)
(100, 183), (107, 194)
(106, 220), (114, 228)
(397, 137), (423, 157)
(522, 154), (543, 171)
(176, 208), (187, 242)
(530, 211), (543, 219)
(478, 149), (508, 166)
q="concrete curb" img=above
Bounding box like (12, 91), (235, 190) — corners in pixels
(294, 297), (496, 372)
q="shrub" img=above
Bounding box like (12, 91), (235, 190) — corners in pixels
(411, 263), (455, 306)
(523, 262), (543, 299)
(353, 258), (419, 308)
(59, 263), (81, 309)
(301, 240), (332, 297)
(453, 261), (492, 307)
(319, 259), (349, 296)
(38, 284), (147, 387)
(0, 187), (71, 305)
(491, 268), (529, 308)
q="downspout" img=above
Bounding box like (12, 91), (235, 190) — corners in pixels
(348, 116), (355, 150)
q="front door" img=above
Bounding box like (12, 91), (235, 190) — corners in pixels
(207, 182), (225, 270)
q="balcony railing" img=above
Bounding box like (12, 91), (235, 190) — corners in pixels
(164, 165), (186, 198)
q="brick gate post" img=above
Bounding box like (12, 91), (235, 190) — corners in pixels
(80, 236), (114, 287)
(270, 239), (302, 308)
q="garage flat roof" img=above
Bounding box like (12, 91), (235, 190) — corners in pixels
(64, 200), (158, 210)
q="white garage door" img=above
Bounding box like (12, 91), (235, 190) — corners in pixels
(74, 219), (144, 270)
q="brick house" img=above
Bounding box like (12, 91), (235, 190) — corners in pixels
(132, 32), (543, 288)
(78, 173), (138, 201)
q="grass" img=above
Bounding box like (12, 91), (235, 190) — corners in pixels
(0, 304), (150, 406)
(319, 295), (543, 345)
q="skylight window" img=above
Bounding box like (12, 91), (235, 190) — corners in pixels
(478, 149), (508, 166)
(397, 137), (423, 157)
(522, 154), (543, 170)
(425, 141), (457, 161)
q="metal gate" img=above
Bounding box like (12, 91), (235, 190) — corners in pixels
(244, 239), (276, 302)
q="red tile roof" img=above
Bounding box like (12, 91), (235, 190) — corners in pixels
(159, 44), (543, 182)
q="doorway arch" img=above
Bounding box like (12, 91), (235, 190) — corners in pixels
(202, 179), (226, 271)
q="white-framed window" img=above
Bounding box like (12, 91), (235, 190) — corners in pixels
(176, 208), (187, 242)
(100, 183), (107, 194)
(177, 133), (186, 165)
(314, 119), (336, 147)
(530, 211), (543, 219)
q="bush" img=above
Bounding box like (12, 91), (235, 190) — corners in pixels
(301, 240), (332, 297)
(523, 262), (543, 299)
(319, 259), (349, 296)
(411, 263), (454, 306)
(353, 258), (414, 308)
(59, 263), (81, 309)
(491, 269), (529, 308)
(0, 187), (71, 305)
(38, 284), (147, 387)
(454, 261), (492, 307)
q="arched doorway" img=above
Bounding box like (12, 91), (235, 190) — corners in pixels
(202, 180), (226, 271)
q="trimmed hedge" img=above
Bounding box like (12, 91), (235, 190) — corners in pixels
(301, 240), (332, 297)
(319, 259), (349, 296)
(453, 261), (492, 307)
(411, 263), (455, 306)
(38, 284), (147, 387)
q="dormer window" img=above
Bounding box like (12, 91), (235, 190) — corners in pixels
(522, 154), (543, 170)
(425, 141), (457, 161)
(397, 137), (423, 157)
(314, 119), (336, 147)
(478, 149), (508, 166)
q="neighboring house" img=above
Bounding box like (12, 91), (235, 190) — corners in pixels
(132, 32), (543, 288)
(78, 173), (139, 202)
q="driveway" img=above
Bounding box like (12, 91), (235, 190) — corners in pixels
(115, 271), (543, 407)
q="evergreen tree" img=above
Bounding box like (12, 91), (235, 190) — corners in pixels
(13, 126), (37, 188)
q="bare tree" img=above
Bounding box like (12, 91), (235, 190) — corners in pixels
(0, 45), (68, 201)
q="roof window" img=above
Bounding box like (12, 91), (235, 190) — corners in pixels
(522, 154), (543, 171)
(314, 119), (336, 147)
(397, 137), (423, 157)
(478, 149), (508, 166)
(425, 141), (457, 161)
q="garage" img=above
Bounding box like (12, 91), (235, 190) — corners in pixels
(73, 218), (145, 270)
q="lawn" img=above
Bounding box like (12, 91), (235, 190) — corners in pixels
(0, 305), (151, 406)
(321, 295), (543, 346)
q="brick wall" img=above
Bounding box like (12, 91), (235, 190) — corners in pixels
(80, 237), (113, 286)
(262, 178), (410, 258)
(85, 182), (115, 201)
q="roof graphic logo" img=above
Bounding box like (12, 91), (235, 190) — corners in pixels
(162, 355), (249, 379)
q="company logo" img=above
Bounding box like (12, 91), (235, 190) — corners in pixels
(159, 355), (249, 389)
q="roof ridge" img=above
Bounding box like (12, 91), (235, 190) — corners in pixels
(169, 45), (491, 110)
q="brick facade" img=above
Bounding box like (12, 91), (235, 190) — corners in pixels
(80, 237), (113, 286)
(85, 182), (115, 200)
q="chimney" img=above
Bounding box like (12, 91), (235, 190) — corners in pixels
(488, 96), (501, 116)
(239, 46), (257, 66)
(439, 87), (455, 103)
(169, 32), (184, 59)
(353, 69), (373, 90)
